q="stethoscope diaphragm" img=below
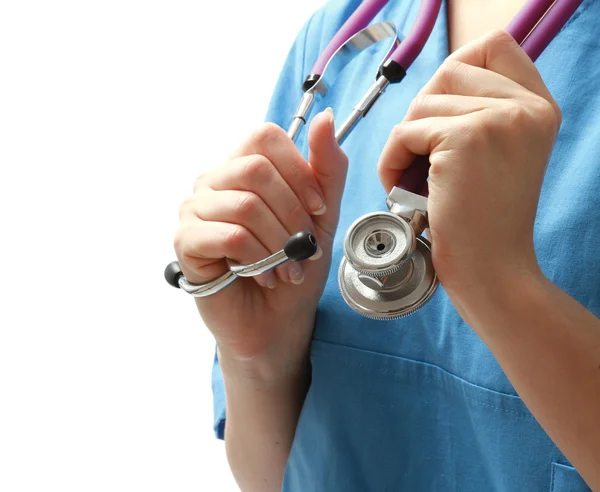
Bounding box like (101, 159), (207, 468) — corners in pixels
(338, 232), (438, 320)
(342, 212), (416, 277)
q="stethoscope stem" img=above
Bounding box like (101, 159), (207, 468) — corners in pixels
(288, 92), (316, 142)
(288, 20), (401, 144)
(336, 75), (391, 145)
(289, 75), (391, 146)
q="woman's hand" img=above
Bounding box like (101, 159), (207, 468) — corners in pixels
(378, 30), (561, 298)
(174, 110), (348, 378)
(378, 31), (600, 489)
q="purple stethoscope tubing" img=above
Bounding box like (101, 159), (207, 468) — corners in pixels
(519, 0), (584, 62)
(311, 0), (390, 75)
(311, 0), (443, 75)
(394, 0), (584, 194)
(313, 0), (581, 76)
(308, 0), (583, 193)
(388, 0), (442, 69)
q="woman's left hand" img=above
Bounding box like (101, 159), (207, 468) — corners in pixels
(378, 30), (562, 299)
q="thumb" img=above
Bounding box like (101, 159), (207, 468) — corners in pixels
(307, 108), (349, 238)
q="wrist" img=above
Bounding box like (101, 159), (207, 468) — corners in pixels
(445, 261), (548, 333)
(218, 345), (310, 386)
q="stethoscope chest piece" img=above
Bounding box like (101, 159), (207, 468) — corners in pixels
(343, 212), (416, 277)
(338, 189), (439, 320)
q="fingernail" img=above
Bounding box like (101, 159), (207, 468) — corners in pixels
(325, 107), (334, 123)
(305, 187), (326, 215)
(324, 107), (337, 144)
(288, 261), (304, 285)
(309, 245), (323, 261)
(267, 273), (277, 289)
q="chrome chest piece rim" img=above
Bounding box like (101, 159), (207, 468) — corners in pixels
(339, 236), (438, 320)
(339, 210), (438, 320)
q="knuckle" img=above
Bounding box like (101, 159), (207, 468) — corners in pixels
(173, 225), (193, 261)
(406, 94), (432, 120)
(554, 102), (563, 129)
(234, 192), (261, 217)
(497, 97), (559, 137)
(225, 225), (251, 254)
(338, 150), (349, 171)
(484, 29), (516, 50)
(178, 194), (196, 220)
(499, 101), (532, 129)
(252, 122), (285, 147)
(438, 59), (464, 85)
(241, 154), (272, 184)
(390, 122), (406, 141)
(531, 96), (561, 134)
(192, 172), (209, 193)
(456, 120), (487, 147)
(173, 227), (184, 255)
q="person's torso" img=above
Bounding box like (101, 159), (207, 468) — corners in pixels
(272, 1), (600, 490)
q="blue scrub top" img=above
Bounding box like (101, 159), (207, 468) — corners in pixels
(212, 1), (599, 490)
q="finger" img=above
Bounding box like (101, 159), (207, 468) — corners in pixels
(194, 154), (315, 245)
(378, 117), (455, 193)
(229, 123), (328, 216)
(182, 189), (302, 284)
(307, 108), (349, 239)
(423, 30), (559, 123)
(421, 58), (531, 100)
(174, 220), (277, 289)
(405, 94), (503, 122)
(448, 29), (556, 104)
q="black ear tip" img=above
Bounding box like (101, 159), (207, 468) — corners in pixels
(283, 231), (318, 261)
(165, 261), (184, 288)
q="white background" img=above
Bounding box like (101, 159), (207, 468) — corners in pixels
(0, 1), (323, 490)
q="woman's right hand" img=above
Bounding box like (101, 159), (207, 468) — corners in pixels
(174, 109), (348, 378)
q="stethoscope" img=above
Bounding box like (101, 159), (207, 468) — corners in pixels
(165, 0), (583, 320)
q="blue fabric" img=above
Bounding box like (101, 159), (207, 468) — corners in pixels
(212, 1), (599, 490)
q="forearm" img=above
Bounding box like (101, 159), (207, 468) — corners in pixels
(451, 270), (600, 490)
(219, 353), (310, 492)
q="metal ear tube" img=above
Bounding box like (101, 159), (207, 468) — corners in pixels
(339, 158), (438, 320)
(165, 231), (318, 297)
(288, 21), (401, 142)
